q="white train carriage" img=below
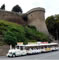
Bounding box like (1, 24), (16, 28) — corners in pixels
(7, 42), (59, 57)
(7, 45), (27, 57)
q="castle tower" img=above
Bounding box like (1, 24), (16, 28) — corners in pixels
(27, 7), (49, 35)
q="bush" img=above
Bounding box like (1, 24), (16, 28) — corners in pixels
(24, 26), (49, 42)
(0, 20), (25, 46)
(0, 20), (49, 46)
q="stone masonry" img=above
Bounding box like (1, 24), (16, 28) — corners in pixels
(0, 7), (49, 55)
(27, 7), (49, 35)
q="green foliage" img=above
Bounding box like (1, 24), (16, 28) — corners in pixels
(0, 20), (49, 46)
(46, 14), (59, 40)
(4, 31), (17, 46)
(0, 20), (25, 46)
(46, 16), (55, 37)
(36, 32), (49, 42)
(24, 26), (49, 42)
(1, 4), (5, 10)
(12, 5), (23, 13)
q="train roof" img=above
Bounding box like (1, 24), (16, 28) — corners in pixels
(17, 43), (58, 47)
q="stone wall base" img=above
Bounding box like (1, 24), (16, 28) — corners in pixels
(0, 45), (9, 56)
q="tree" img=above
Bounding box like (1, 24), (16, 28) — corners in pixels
(1, 4), (5, 10)
(4, 31), (17, 47)
(12, 5), (23, 13)
(46, 14), (59, 40)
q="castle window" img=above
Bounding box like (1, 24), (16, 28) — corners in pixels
(31, 15), (32, 16)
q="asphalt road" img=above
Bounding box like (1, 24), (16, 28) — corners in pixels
(0, 51), (59, 60)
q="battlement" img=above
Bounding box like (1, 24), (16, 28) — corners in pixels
(0, 9), (22, 15)
(26, 7), (45, 15)
(0, 9), (26, 25)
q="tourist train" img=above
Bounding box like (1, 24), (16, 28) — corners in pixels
(6, 42), (59, 57)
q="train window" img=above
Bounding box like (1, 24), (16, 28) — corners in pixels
(41, 46), (43, 49)
(45, 46), (47, 48)
(25, 47), (28, 50)
(20, 46), (23, 50)
(48, 46), (51, 48)
(17, 46), (19, 49)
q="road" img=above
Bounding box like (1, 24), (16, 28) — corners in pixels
(0, 51), (59, 60)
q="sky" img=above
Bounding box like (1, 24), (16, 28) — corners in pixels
(0, 0), (59, 19)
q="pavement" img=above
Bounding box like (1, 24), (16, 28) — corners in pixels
(0, 50), (59, 60)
